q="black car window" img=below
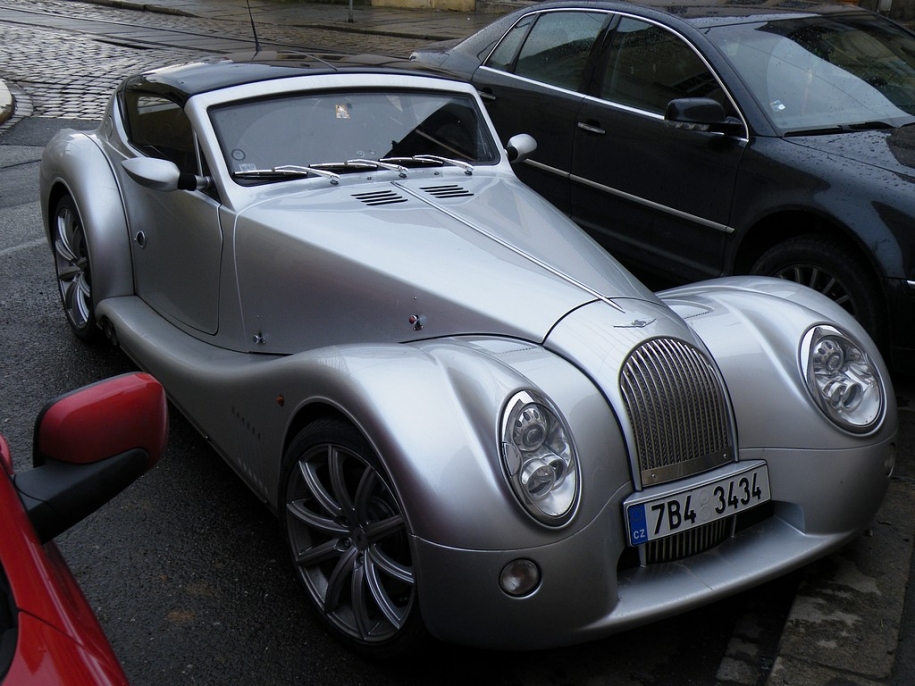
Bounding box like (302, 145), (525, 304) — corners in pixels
(123, 92), (197, 174)
(601, 17), (723, 115)
(487, 13), (535, 72)
(501, 11), (606, 91)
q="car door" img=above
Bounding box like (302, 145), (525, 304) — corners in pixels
(571, 16), (747, 283)
(117, 91), (223, 335)
(471, 9), (610, 214)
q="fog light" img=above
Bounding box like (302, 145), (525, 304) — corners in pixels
(500, 559), (540, 597)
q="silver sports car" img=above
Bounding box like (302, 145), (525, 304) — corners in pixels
(39, 52), (897, 657)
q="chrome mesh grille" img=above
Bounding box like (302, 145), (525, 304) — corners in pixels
(620, 337), (733, 487)
(645, 518), (731, 563)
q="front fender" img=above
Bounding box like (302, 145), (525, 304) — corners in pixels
(279, 337), (631, 551)
(660, 276), (898, 450)
(40, 130), (133, 304)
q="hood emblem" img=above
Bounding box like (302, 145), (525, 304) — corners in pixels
(616, 318), (656, 329)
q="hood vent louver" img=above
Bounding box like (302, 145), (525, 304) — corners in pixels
(421, 184), (474, 199)
(353, 190), (408, 206)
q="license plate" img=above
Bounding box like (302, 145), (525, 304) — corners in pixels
(625, 464), (770, 547)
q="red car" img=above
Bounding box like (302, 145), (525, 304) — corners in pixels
(0, 373), (167, 685)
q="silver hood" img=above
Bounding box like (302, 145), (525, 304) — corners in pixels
(233, 173), (657, 354)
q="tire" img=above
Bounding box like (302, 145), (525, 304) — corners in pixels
(51, 195), (99, 341)
(750, 234), (886, 348)
(280, 418), (425, 658)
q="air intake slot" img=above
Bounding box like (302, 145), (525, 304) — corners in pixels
(421, 184), (474, 199)
(353, 190), (408, 206)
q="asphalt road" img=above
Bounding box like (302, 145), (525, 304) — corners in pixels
(1, 2), (915, 684)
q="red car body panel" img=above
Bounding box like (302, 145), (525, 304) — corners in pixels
(1, 372), (169, 685)
(1, 433), (128, 685)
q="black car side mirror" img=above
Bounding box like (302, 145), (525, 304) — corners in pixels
(665, 98), (743, 135)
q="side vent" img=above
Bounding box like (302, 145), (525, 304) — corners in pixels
(421, 184), (474, 199)
(353, 190), (408, 206)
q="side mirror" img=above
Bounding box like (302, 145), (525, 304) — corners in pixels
(506, 134), (537, 164)
(15, 373), (168, 542)
(122, 157), (210, 192)
(665, 98), (742, 135)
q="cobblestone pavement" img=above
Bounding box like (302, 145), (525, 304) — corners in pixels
(0, 0), (435, 121)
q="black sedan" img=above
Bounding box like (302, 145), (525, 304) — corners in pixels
(413, 0), (915, 372)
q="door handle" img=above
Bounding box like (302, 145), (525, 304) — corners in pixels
(577, 121), (606, 135)
(478, 89), (496, 102)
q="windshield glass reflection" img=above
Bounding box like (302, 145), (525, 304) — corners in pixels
(707, 14), (915, 133)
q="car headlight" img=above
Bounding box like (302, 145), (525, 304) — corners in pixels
(800, 325), (884, 434)
(500, 390), (579, 526)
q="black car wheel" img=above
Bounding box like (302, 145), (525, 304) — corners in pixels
(52, 195), (99, 341)
(751, 234), (885, 347)
(281, 418), (424, 657)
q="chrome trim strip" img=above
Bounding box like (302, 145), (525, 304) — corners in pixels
(521, 159), (734, 234)
(522, 158), (569, 179)
(570, 173), (735, 235)
(477, 65), (585, 100)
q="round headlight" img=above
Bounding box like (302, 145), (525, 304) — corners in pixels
(800, 326), (884, 433)
(501, 390), (579, 526)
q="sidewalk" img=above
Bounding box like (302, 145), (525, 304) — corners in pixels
(0, 0), (513, 126)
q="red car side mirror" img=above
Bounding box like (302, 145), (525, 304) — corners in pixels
(14, 373), (168, 542)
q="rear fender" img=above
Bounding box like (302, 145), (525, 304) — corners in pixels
(40, 131), (134, 304)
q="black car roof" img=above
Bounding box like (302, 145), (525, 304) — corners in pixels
(502, 0), (865, 25)
(122, 52), (458, 106)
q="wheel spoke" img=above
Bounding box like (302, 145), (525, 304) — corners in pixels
(293, 536), (341, 568)
(54, 237), (78, 265)
(324, 545), (359, 613)
(364, 512), (404, 544)
(299, 450), (343, 519)
(805, 266), (820, 290)
(329, 446), (359, 519)
(353, 466), (380, 521)
(368, 544), (413, 586)
(365, 558), (410, 629)
(286, 498), (346, 537)
(350, 560), (377, 640)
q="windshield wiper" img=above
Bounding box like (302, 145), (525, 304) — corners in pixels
(312, 159), (409, 178)
(381, 155), (474, 175)
(847, 120), (895, 131)
(232, 164), (341, 184)
(785, 121), (898, 137)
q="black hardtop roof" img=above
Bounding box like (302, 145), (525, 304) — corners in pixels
(122, 51), (458, 106)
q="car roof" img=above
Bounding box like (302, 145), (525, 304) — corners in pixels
(122, 51), (459, 105)
(507, 0), (866, 24)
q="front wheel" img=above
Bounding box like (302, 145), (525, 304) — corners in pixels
(280, 418), (425, 658)
(750, 234), (886, 348)
(52, 195), (99, 341)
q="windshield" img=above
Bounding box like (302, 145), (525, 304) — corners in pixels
(706, 13), (915, 133)
(210, 89), (500, 181)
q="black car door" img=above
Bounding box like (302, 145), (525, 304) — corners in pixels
(470, 9), (611, 214)
(571, 16), (747, 283)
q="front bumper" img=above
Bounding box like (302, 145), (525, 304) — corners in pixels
(412, 438), (894, 650)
